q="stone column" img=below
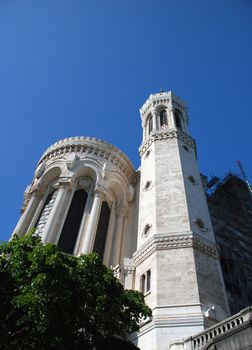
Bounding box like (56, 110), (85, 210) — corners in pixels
(111, 206), (127, 266)
(12, 190), (42, 237)
(42, 181), (71, 243)
(74, 189), (93, 255)
(169, 108), (176, 128)
(152, 109), (157, 130)
(142, 122), (146, 142)
(103, 201), (116, 266)
(81, 190), (104, 254)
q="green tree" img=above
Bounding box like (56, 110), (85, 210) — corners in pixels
(0, 232), (151, 350)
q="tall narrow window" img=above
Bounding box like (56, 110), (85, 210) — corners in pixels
(148, 115), (153, 134)
(58, 189), (88, 254)
(140, 274), (146, 294)
(35, 189), (58, 236)
(93, 201), (111, 259)
(160, 110), (167, 127)
(146, 269), (151, 292)
(175, 111), (182, 130)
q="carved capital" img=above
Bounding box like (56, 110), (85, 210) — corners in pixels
(57, 177), (72, 191)
(30, 182), (46, 198)
(94, 187), (106, 201)
(151, 107), (157, 115)
(115, 204), (128, 218)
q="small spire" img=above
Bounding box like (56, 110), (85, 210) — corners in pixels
(160, 87), (164, 93)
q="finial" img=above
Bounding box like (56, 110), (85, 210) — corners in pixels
(160, 88), (164, 93)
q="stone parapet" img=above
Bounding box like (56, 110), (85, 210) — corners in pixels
(170, 306), (252, 350)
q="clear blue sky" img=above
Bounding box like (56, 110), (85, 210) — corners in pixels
(0, 0), (251, 241)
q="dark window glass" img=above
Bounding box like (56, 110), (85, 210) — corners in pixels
(175, 112), (182, 129)
(146, 269), (151, 292)
(140, 274), (146, 294)
(160, 110), (167, 126)
(58, 189), (88, 254)
(93, 201), (111, 259)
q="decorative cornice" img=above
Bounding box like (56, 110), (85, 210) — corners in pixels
(139, 128), (196, 156)
(36, 136), (136, 184)
(133, 233), (218, 266)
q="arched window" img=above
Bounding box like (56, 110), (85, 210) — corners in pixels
(147, 115), (153, 135)
(58, 189), (88, 254)
(175, 111), (182, 130)
(93, 201), (111, 259)
(160, 110), (168, 127)
(35, 189), (58, 236)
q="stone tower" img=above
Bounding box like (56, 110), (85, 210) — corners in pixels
(13, 91), (230, 350)
(131, 91), (229, 349)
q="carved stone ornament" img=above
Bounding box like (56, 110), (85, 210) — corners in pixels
(127, 184), (134, 202)
(35, 162), (46, 179)
(78, 177), (91, 191)
(66, 154), (79, 170)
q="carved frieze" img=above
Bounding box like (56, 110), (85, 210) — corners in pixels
(139, 128), (196, 156)
(134, 233), (219, 266)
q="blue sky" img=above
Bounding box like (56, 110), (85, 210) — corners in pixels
(0, 0), (251, 241)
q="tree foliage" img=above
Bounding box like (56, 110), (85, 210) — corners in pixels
(0, 232), (151, 349)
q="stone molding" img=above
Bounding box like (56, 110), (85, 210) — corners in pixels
(133, 233), (218, 266)
(36, 136), (136, 184)
(139, 128), (196, 156)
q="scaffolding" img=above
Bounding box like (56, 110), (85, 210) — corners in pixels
(206, 172), (252, 315)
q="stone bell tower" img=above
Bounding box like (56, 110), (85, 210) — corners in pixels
(132, 91), (229, 350)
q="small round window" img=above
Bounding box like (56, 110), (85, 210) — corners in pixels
(195, 218), (206, 231)
(142, 224), (151, 237)
(143, 180), (151, 191)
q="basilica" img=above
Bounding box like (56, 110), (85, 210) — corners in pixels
(13, 91), (252, 350)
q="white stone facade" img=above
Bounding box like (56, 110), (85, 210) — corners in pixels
(13, 91), (229, 350)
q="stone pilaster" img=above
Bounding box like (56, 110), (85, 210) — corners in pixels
(42, 180), (71, 243)
(81, 189), (104, 254)
(12, 190), (42, 237)
(111, 205), (128, 266)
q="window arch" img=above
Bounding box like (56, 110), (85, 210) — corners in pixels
(174, 110), (182, 130)
(58, 189), (88, 254)
(93, 201), (111, 259)
(160, 109), (168, 127)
